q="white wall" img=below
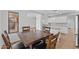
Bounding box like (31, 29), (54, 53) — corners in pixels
(0, 11), (2, 48)
(0, 12), (2, 34)
(41, 15), (48, 25)
(67, 15), (76, 29)
(0, 11), (8, 48)
(36, 14), (42, 30)
(1, 11), (8, 33)
(19, 11), (37, 32)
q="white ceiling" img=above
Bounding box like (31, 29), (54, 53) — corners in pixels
(32, 10), (79, 17)
(13, 10), (79, 17)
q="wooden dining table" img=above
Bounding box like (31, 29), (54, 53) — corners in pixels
(18, 30), (51, 48)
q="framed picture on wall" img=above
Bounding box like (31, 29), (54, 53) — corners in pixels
(8, 11), (19, 33)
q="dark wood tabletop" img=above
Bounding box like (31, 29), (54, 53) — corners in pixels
(18, 30), (51, 48)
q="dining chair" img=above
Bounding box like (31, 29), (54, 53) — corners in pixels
(46, 32), (60, 49)
(22, 26), (30, 32)
(1, 34), (12, 49)
(30, 27), (36, 32)
(43, 27), (50, 33)
(4, 31), (20, 45)
(1, 31), (29, 49)
(32, 32), (52, 49)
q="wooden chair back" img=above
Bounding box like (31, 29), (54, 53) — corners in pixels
(30, 27), (36, 32)
(43, 27), (50, 33)
(22, 26), (30, 32)
(4, 31), (10, 40)
(1, 34), (11, 49)
(46, 32), (60, 49)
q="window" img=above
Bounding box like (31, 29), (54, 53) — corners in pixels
(8, 11), (19, 33)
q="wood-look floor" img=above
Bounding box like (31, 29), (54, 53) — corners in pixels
(56, 28), (76, 49)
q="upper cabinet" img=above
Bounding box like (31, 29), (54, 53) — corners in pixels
(48, 16), (67, 23)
